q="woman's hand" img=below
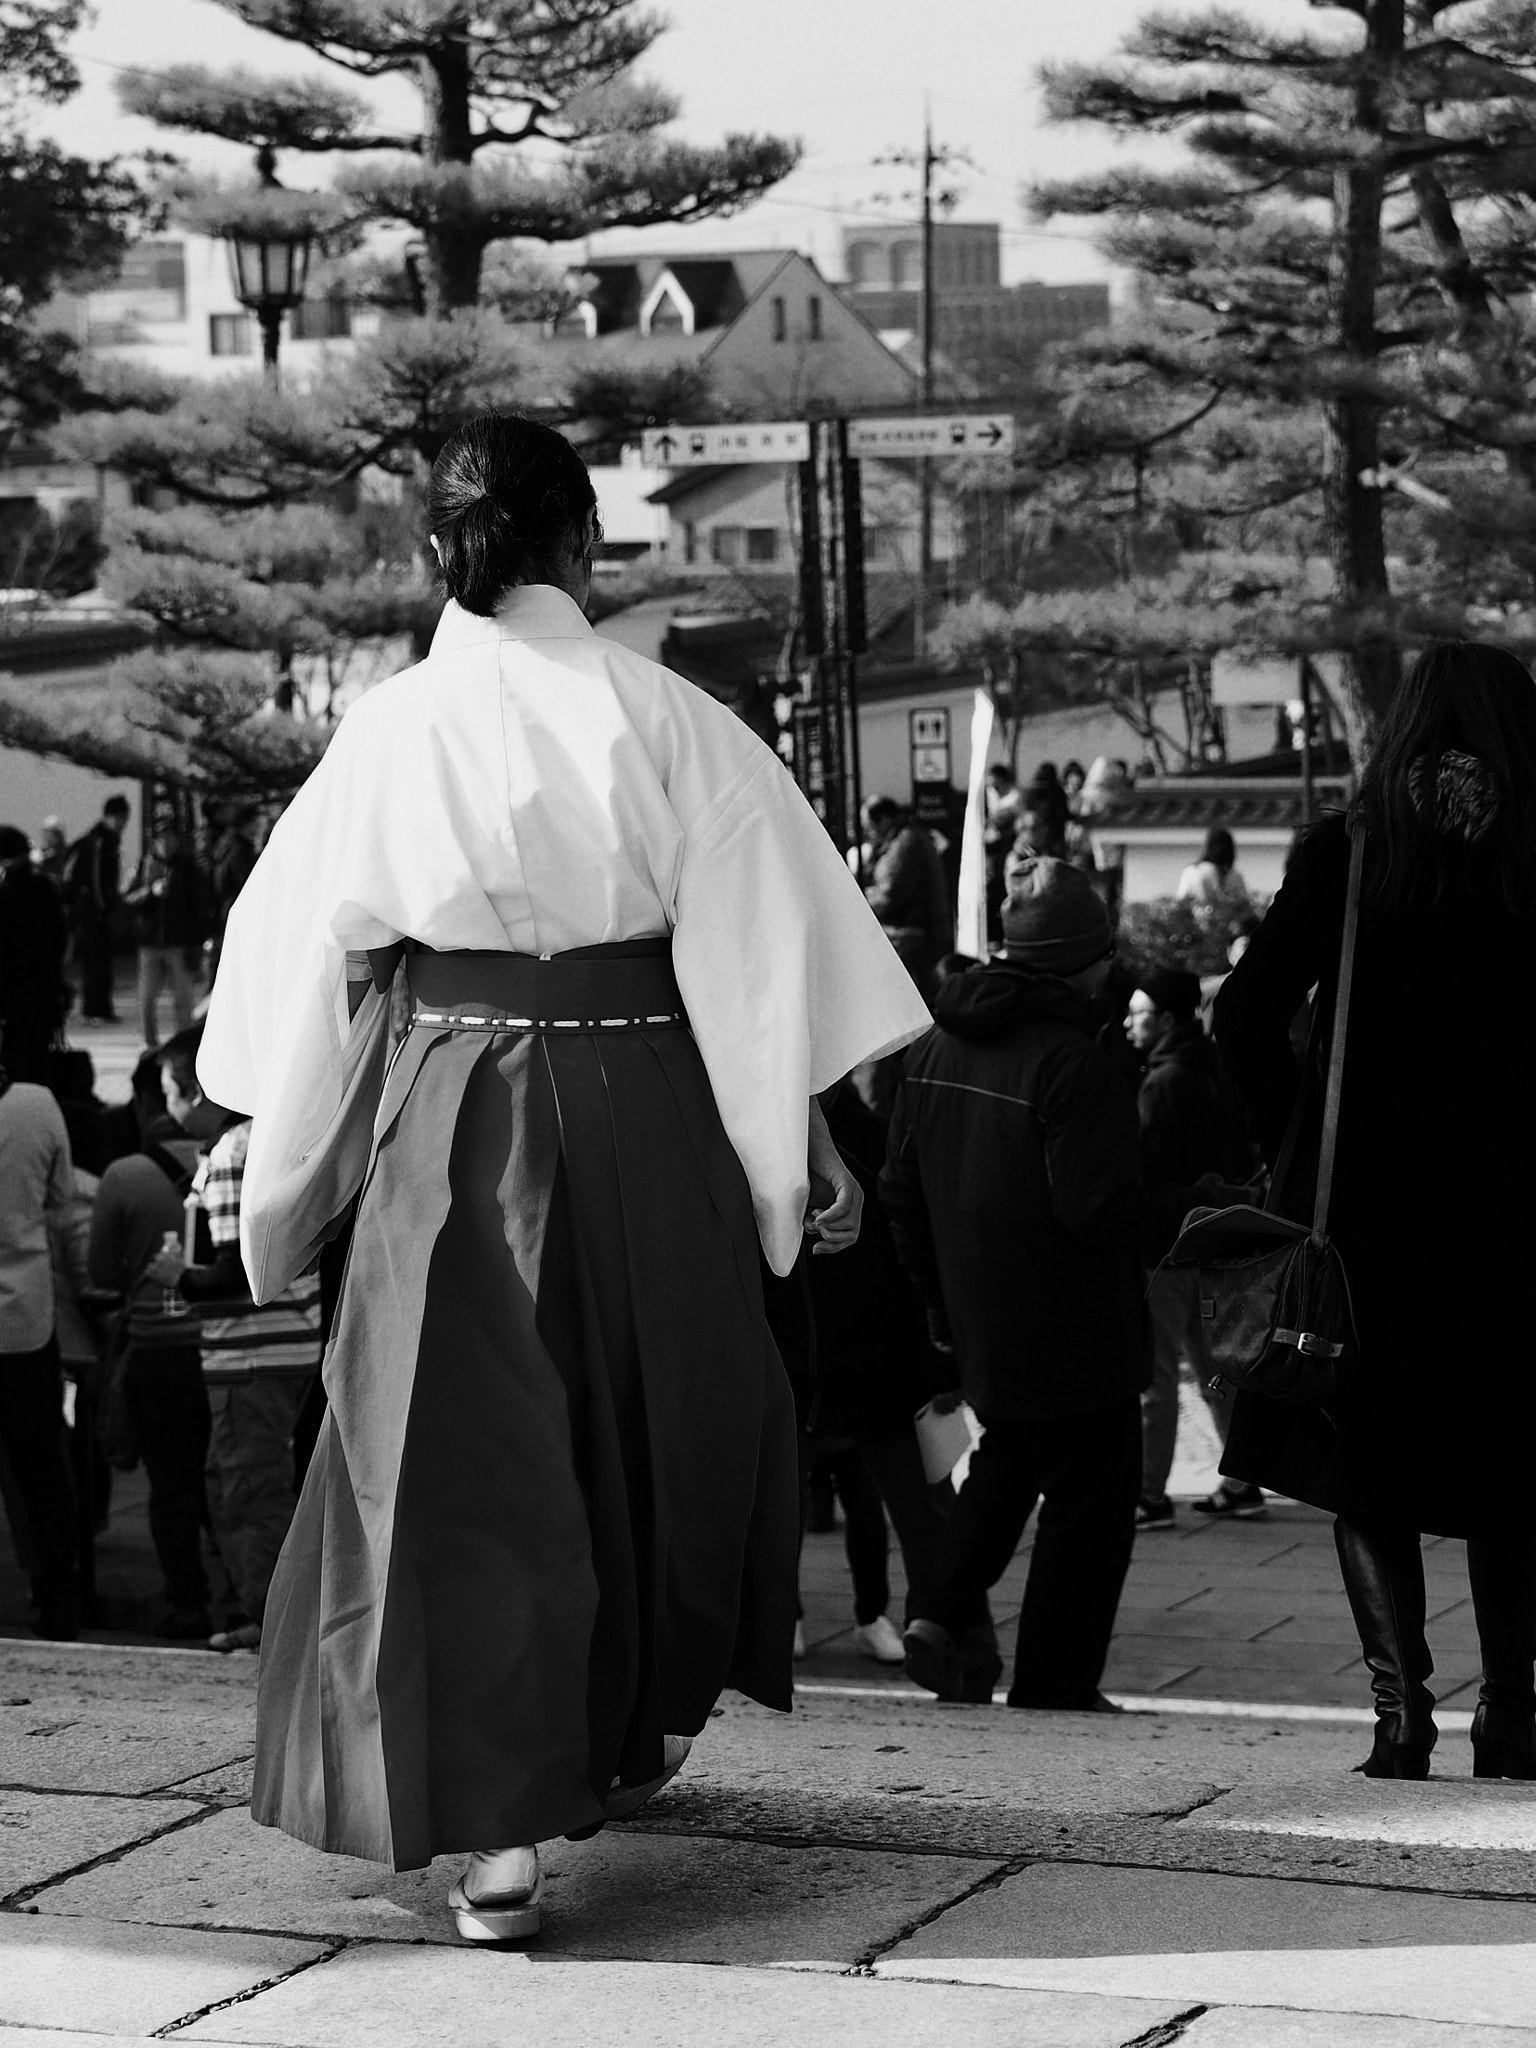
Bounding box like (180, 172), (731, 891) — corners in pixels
(805, 1097), (863, 1256)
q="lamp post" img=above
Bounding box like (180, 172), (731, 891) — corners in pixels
(222, 146), (315, 378)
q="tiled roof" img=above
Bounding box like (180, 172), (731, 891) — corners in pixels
(1103, 778), (1351, 832)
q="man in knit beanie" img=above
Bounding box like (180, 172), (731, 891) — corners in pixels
(879, 858), (1148, 1710)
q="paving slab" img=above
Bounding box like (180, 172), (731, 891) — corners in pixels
(1187, 1777), (1536, 1851)
(178, 1944), (1188, 2048)
(0, 1646), (256, 1796)
(34, 1803), (1000, 1965)
(1182, 2010), (1536, 2048)
(0, 1788), (204, 1898)
(0, 1913), (323, 2035)
(0, 2034), (165, 2048)
(878, 1863), (1536, 2026)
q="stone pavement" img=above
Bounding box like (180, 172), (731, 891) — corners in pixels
(3, 1639), (1536, 2047)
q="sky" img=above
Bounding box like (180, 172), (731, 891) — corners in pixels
(37, 0), (1280, 285)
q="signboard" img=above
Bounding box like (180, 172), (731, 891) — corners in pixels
(848, 414), (1015, 459)
(642, 421), (810, 466)
(909, 706), (952, 785)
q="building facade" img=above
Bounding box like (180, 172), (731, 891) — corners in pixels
(838, 221), (1111, 384)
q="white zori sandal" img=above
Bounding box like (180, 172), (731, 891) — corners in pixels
(449, 1845), (544, 1943)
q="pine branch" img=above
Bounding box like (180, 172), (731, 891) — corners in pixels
(116, 64), (407, 152)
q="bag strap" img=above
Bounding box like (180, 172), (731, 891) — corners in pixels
(1264, 1002), (1320, 1217)
(1312, 821), (1366, 1243)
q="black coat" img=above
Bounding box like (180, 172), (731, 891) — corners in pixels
(0, 861), (67, 1034)
(880, 961), (1151, 1422)
(805, 1082), (957, 1438)
(1214, 811), (1536, 1538)
(1138, 1020), (1227, 1188)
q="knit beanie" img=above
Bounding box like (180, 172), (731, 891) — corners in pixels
(1137, 965), (1202, 1023)
(999, 857), (1113, 975)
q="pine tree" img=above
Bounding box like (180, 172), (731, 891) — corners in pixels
(0, 1), (145, 426)
(1020, 0), (1536, 729)
(119, 1), (799, 315)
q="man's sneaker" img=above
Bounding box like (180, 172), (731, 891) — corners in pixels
(1192, 1483), (1268, 1520)
(852, 1614), (906, 1664)
(1135, 1495), (1176, 1531)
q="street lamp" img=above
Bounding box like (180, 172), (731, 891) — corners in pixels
(222, 147), (315, 377)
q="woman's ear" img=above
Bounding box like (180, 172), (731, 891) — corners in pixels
(428, 534), (443, 563)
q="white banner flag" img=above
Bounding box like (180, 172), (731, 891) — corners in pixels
(954, 688), (995, 960)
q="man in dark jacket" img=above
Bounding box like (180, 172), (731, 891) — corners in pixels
(1127, 967), (1261, 1527)
(880, 858), (1149, 1710)
(125, 825), (212, 1047)
(65, 795), (129, 1023)
(0, 825), (67, 1084)
(862, 795), (951, 998)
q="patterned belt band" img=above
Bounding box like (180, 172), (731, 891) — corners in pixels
(405, 938), (686, 1034)
(412, 1006), (685, 1033)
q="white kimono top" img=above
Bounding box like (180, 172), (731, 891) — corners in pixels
(197, 586), (930, 1281)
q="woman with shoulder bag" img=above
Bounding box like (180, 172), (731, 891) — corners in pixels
(1214, 641), (1536, 1782)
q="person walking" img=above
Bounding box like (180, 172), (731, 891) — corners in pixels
(1215, 641), (1536, 1781)
(87, 1082), (212, 1639)
(126, 825), (212, 1048)
(194, 412), (928, 1939)
(0, 1060), (79, 1638)
(0, 824), (68, 1085)
(803, 1077), (977, 1666)
(880, 860), (1150, 1711)
(862, 795), (952, 999)
(144, 1024), (321, 1654)
(1125, 967), (1259, 1530)
(65, 796), (129, 1024)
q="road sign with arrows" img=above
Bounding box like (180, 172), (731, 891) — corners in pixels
(846, 414), (1015, 458)
(641, 421), (811, 466)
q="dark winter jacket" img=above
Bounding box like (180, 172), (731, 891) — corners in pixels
(805, 1081), (958, 1437)
(865, 823), (951, 991)
(1138, 1019), (1227, 1189)
(0, 859), (67, 1036)
(879, 960), (1152, 1422)
(65, 820), (121, 922)
(127, 851), (213, 949)
(1214, 809), (1536, 1538)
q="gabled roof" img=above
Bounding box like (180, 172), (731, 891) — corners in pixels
(581, 249), (798, 334)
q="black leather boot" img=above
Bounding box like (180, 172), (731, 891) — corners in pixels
(1333, 1518), (1436, 1778)
(1467, 1539), (1536, 1780)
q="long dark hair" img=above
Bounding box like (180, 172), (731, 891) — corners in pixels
(1354, 640), (1536, 918)
(428, 412), (597, 616)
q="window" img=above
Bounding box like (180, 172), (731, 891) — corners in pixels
(290, 294), (353, 341)
(208, 313), (253, 356)
(710, 526), (743, 565)
(846, 242), (879, 286)
(649, 289), (686, 333)
(807, 294), (822, 341)
(771, 295), (786, 343)
(891, 241), (921, 289)
(745, 527), (780, 564)
(683, 521), (698, 566)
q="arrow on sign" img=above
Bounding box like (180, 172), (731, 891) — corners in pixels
(654, 431), (678, 459)
(975, 421), (1006, 447)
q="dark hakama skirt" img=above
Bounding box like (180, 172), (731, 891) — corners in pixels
(251, 940), (800, 1871)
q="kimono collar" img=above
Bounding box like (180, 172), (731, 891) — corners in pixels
(431, 585), (595, 655)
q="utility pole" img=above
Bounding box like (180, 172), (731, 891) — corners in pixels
(875, 111), (971, 662)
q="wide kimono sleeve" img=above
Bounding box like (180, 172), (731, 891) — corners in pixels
(671, 753), (931, 1275)
(195, 700), (413, 1298)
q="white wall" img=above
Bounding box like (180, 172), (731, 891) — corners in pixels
(0, 747), (141, 867)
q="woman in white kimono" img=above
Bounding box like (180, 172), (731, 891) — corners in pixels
(196, 413), (929, 1941)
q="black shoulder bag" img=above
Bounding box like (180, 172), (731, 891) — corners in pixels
(1162, 822), (1365, 1411)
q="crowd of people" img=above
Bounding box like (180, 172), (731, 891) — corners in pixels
(0, 797), (312, 1652)
(3, 409), (1532, 1946)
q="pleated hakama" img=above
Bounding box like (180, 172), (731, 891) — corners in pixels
(251, 941), (799, 1870)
